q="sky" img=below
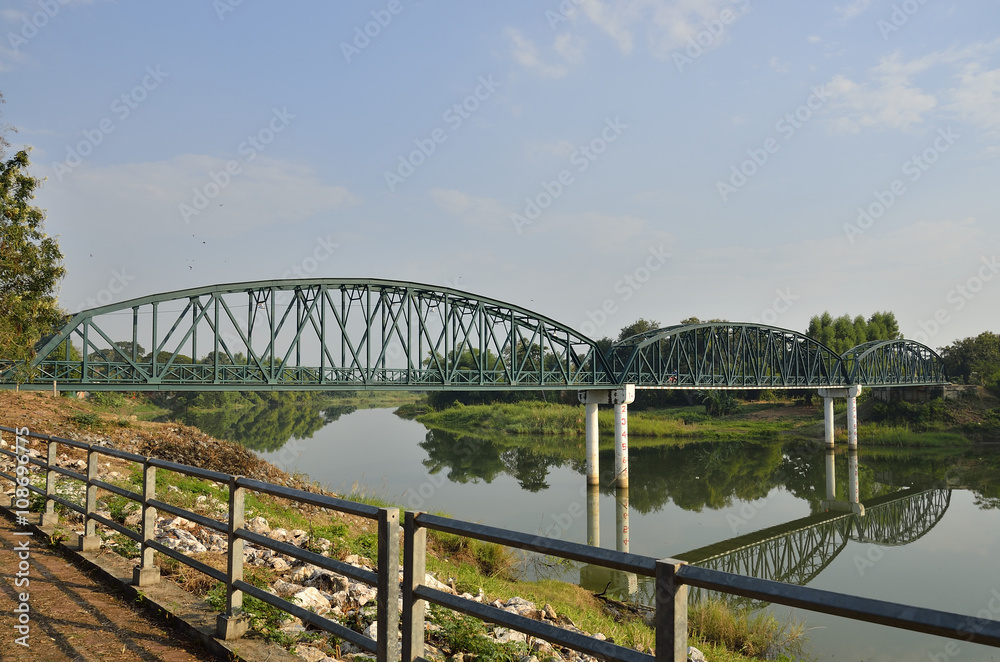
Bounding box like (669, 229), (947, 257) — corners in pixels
(2, 0), (999, 350)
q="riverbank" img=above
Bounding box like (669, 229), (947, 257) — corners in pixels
(406, 390), (1000, 448)
(0, 391), (805, 662)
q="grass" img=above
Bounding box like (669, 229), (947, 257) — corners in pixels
(416, 401), (814, 443)
(689, 598), (810, 660)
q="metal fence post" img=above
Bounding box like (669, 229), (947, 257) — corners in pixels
(79, 445), (101, 552)
(41, 438), (58, 526)
(402, 511), (426, 662)
(133, 458), (160, 586)
(217, 476), (248, 640)
(377, 507), (401, 662)
(655, 558), (688, 662)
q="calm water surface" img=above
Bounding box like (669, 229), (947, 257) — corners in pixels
(245, 407), (1000, 662)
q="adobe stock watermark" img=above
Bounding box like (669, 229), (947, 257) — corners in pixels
(340, 0), (412, 63)
(928, 587), (1000, 661)
(725, 441), (813, 534)
(280, 235), (341, 280)
(843, 127), (959, 243)
(51, 66), (169, 182)
(749, 288), (798, 326)
(877, 0), (934, 40)
(179, 107), (295, 223)
(9, 426), (33, 648)
(76, 268), (135, 311)
(511, 117), (628, 234)
(911, 255), (998, 345)
(716, 83), (831, 201)
(213, 0), (245, 21)
(6, 0), (73, 53)
(384, 74), (502, 192)
(673, 0), (752, 73)
(578, 246), (671, 338)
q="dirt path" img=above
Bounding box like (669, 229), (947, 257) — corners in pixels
(0, 514), (211, 662)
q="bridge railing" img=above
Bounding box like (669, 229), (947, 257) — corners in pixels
(2, 425), (1000, 662)
(0, 425), (399, 661)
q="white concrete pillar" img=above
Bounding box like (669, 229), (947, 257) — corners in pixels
(614, 402), (629, 490)
(615, 487), (630, 554)
(585, 402), (599, 486)
(586, 484), (600, 547)
(847, 385), (862, 449)
(825, 449), (836, 502)
(612, 385), (635, 489)
(848, 449), (860, 507)
(824, 396), (835, 448)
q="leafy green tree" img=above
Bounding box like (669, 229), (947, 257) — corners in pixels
(617, 318), (660, 341)
(940, 332), (1000, 389)
(0, 145), (66, 364)
(806, 311), (900, 354)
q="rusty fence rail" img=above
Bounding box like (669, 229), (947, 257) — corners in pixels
(3, 425), (1000, 662)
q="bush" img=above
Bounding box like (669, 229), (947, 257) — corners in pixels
(90, 391), (127, 408)
(702, 391), (740, 417)
(71, 412), (101, 428)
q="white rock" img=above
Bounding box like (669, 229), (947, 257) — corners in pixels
(270, 557), (291, 572)
(164, 516), (190, 529)
(364, 621), (378, 641)
(424, 573), (456, 594)
(294, 645), (329, 662)
(289, 564), (316, 584)
(272, 579), (304, 598)
(495, 627), (527, 644)
(270, 527), (289, 542)
(688, 646), (707, 662)
(246, 516), (270, 535)
(291, 587), (331, 613)
(350, 583), (378, 607)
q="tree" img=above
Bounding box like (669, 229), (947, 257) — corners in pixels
(940, 332), (1000, 389)
(617, 318), (660, 341)
(0, 145), (66, 364)
(806, 311), (900, 354)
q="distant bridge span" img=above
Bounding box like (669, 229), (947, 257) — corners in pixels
(0, 278), (948, 391)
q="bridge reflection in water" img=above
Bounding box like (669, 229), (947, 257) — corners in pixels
(578, 449), (952, 605)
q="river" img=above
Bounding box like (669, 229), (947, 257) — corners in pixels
(199, 406), (1000, 662)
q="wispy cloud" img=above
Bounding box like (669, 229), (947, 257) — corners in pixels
(824, 41), (1000, 135)
(507, 28), (569, 79)
(835, 0), (872, 21)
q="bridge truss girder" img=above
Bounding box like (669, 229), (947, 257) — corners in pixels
(0, 279), (616, 391)
(841, 339), (948, 387)
(609, 322), (849, 389)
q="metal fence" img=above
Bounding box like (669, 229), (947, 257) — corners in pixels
(2, 425), (1000, 662)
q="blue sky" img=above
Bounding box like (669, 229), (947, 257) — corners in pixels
(3, 0), (999, 349)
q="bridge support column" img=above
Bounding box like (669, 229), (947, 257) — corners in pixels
(612, 386), (635, 490)
(616, 487), (629, 553)
(847, 385), (861, 449)
(586, 484), (600, 547)
(848, 449), (865, 515)
(823, 396), (835, 448)
(825, 449), (836, 502)
(585, 402), (600, 486)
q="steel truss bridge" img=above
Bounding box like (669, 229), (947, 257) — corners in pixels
(0, 279), (949, 391)
(677, 489), (951, 598)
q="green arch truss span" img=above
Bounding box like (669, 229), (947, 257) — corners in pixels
(0, 280), (949, 390)
(609, 322), (849, 389)
(841, 339), (948, 386)
(608, 322), (949, 389)
(0, 279), (616, 391)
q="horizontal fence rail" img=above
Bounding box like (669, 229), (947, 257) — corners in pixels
(2, 425), (998, 662)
